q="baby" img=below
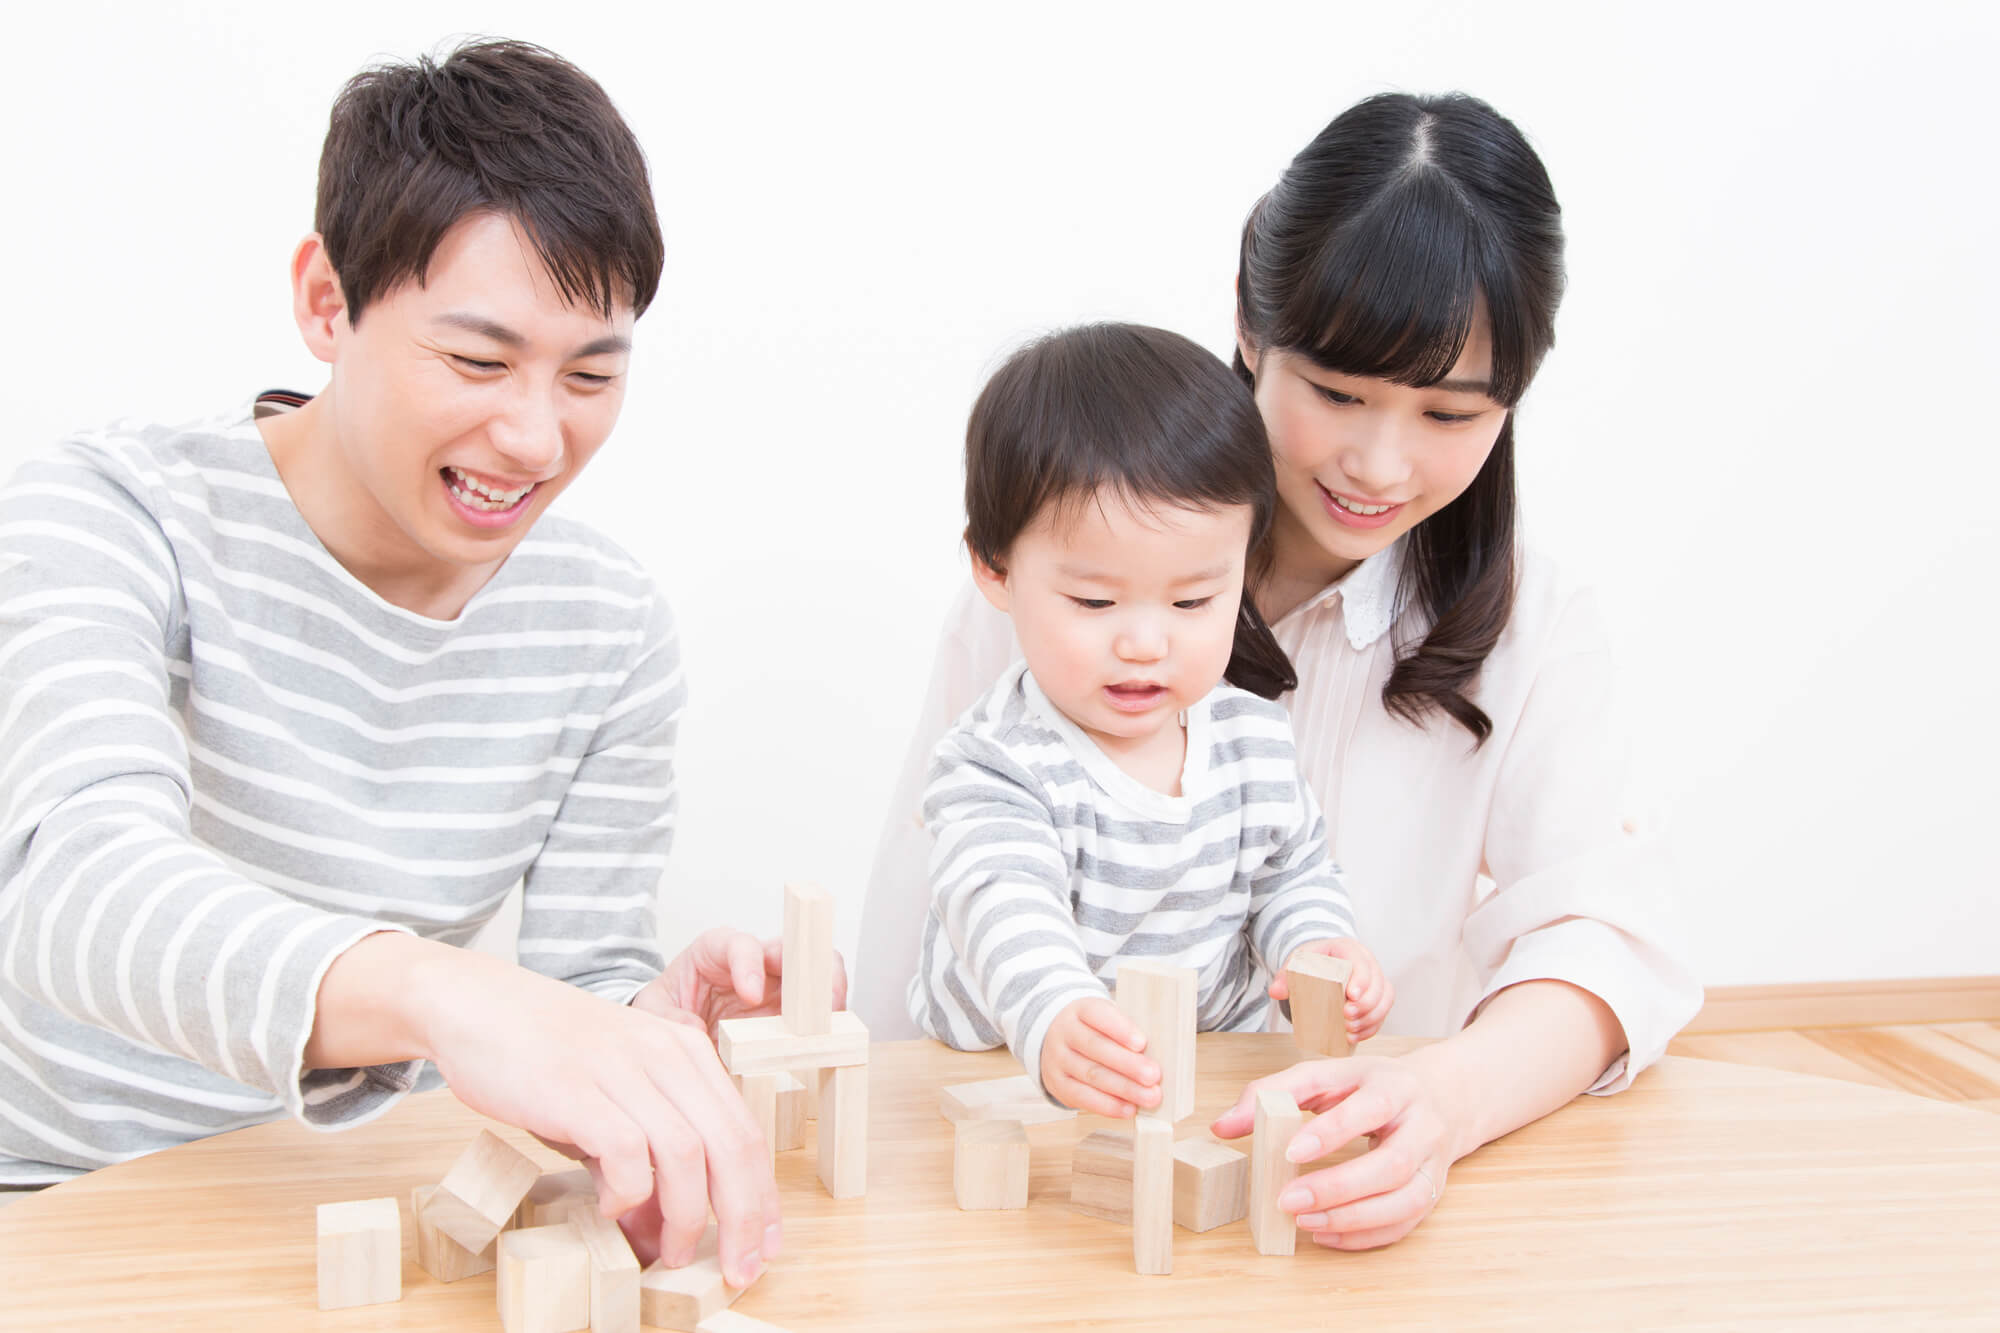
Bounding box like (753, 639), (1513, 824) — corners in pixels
(907, 323), (1390, 1114)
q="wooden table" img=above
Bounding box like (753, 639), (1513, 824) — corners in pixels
(4, 1035), (1997, 1330)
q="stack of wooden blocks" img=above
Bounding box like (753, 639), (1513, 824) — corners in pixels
(716, 882), (869, 1199)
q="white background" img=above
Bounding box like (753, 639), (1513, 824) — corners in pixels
(3, 1), (1994, 992)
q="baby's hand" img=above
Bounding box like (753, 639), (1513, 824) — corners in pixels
(1040, 997), (1163, 1118)
(1271, 939), (1395, 1043)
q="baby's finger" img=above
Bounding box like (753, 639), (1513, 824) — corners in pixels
(1076, 999), (1147, 1053)
(1049, 1066), (1139, 1120)
(1069, 1022), (1159, 1089)
(1062, 1041), (1161, 1110)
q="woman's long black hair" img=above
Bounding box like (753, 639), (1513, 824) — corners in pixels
(1234, 92), (1565, 744)
(965, 322), (1297, 699)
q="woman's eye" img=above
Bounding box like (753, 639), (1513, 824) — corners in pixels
(1312, 384), (1358, 406)
(1069, 597), (1114, 610)
(1174, 597), (1214, 611)
(1427, 409), (1484, 424)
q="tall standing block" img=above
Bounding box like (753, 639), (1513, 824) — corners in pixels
(1250, 1089), (1305, 1256)
(558, 1201), (642, 1333)
(425, 1128), (543, 1253)
(780, 880), (835, 1036)
(738, 1071), (784, 1165)
(1115, 960), (1198, 1122)
(818, 1060), (868, 1198)
(1132, 1118), (1174, 1276)
(1286, 952), (1355, 1057)
(316, 1197), (401, 1310)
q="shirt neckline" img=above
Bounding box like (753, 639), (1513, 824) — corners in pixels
(1018, 665), (1211, 824)
(1276, 538), (1403, 650)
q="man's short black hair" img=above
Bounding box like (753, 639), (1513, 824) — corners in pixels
(316, 39), (664, 324)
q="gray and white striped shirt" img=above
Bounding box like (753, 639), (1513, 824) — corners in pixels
(0, 398), (678, 1184)
(908, 661), (1354, 1094)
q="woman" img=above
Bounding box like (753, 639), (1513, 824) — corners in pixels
(854, 90), (1700, 1250)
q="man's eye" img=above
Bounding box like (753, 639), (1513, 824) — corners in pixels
(1069, 597), (1113, 610)
(452, 355), (505, 372)
(1174, 597), (1214, 611)
(571, 372), (616, 387)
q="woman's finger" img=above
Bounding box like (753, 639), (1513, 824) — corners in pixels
(601, 1070), (712, 1269)
(1309, 1215), (1424, 1250)
(1282, 1080), (1405, 1163)
(1293, 1168), (1433, 1235)
(1210, 1058), (1370, 1139)
(725, 932), (767, 1008)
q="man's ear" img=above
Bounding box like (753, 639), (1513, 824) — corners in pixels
(290, 234), (349, 365)
(968, 542), (1011, 615)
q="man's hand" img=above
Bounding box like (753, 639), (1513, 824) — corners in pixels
(1039, 997), (1162, 1117)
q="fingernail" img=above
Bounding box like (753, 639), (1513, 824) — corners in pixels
(1278, 1186), (1312, 1212)
(763, 1223), (783, 1260)
(1285, 1135), (1322, 1163)
(1297, 1211), (1329, 1229)
(734, 1252), (763, 1286)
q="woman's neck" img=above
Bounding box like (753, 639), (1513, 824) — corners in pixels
(1254, 504), (1361, 624)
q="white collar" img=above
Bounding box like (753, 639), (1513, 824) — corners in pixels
(1291, 539), (1402, 650)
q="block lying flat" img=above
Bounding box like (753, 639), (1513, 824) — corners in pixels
(638, 1226), (750, 1331)
(316, 1196), (400, 1310)
(938, 1074), (1078, 1125)
(953, 1119), (1029, 1210)
(411, 1183), (496, 1282)
(426, 1128), (542, 1253)
(497, 1223), (591, 1333)
(517, 1167), (597, 1229)
(717, 1012), (869, 1077)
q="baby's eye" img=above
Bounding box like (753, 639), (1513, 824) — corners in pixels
(1068, 597), (1114, 610)
(1174, 597), (1214, 611)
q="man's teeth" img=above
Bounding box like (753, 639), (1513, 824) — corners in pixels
(1332, 494), (1393, 516)
(446, 467), (534, 510)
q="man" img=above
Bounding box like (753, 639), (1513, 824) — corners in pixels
(0, 40), (805, 1286)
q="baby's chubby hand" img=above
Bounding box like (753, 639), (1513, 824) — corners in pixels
(1039, 997), (1164, 1117)
(1269, 939), (1394, 1043)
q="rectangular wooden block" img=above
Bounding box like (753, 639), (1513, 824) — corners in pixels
(497, 1223), (591, 1333)
(1287, 952), (1354, 1057)
(953, 1119), (1029, 1210)
(412, 1183), (496, 1282)
(718, 1012), (869, 1077)
(1172, 1138), (1249, 1233)
(738, 1071), (783, 1165)
(817, 1061), (868, 1198)
(556, 1201), (641, 1333)
(1115, 960), (1197, 1122)
(1132, 1118), (1173, 1275)
(638, 1225), (745, 1331)
(938, 1074), (1078, 1125)
(1250, 1089), (1305, 1255)
(316, 1196), (400, 1310)
(428, 1128), (542, 1253)
(780, 880), (835, 1036)
(517, 1168), (597, 1229)
(1069, 1130), (1249, 1232)
(774, 1071), (808, 1150)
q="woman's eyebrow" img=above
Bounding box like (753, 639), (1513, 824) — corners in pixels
(1432, 377), (1493, 395)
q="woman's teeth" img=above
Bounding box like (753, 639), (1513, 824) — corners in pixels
(1332, 494), (1393, 516)
(446, 466), (534, 511)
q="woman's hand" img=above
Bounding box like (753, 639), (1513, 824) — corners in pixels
(1039, 997), (1162, 1117)
(1270, 938), (1395, 1042)
(630, 927), (849, 1036)
(1210, 1054), (1459, 1249)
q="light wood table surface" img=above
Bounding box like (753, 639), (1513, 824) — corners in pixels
(3, 1035), (1997, 1330)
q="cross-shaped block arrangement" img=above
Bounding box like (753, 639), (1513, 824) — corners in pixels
(1067, 1129), (1249, 1233)
(1285, 952), (1354, 1057)
(716, 881), (869, 1198)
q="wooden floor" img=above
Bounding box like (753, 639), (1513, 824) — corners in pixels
(1666, 1021), (2000, 1115)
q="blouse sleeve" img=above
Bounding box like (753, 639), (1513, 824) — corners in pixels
(852, 581), (1018, 1037)
(1459, 585), (1703, 1094)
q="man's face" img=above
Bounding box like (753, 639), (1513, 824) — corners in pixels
(323, 211), (634, 576)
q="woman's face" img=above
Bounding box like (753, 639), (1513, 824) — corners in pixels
(1240, 314), (1509, 585)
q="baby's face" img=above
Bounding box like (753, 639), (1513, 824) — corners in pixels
(978, 490), (1252, 755)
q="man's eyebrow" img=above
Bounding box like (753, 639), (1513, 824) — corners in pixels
(433, 312), (630, 359)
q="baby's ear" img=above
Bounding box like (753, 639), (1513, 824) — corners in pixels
(968, 543), (1012, 615)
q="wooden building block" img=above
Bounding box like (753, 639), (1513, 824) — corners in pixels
(412, 1184), (496, 1282)
(696, 1312), (794, 1332)
(316, 1196), (400, 1310)
(498, 1223), (591, 1333)
(739, 1071), (783, 1165)
(1115, 960), (1197, 1122)
(1287, 952), (1354, 1057)
(718, 1012), (869, 1077)
(939, 1074), (1078, 1125)
(953, 1119), (1029, 1210)
(1172, 1138), (1249, 1233)
(1132, 1118), (1173, 1275)
(557, 1201), (641, 1333)
(817, 1061), (868, 1198)
(774, 1071), (808, 1150)
(638, 1226), (747, 1331)
(1250, 1089), (1305, 1256)
(426, 1128), (542, 1253)
(1069, 1131), (1249, 1232)
(780, 881), (835, 1036)
(517, 1168), (597, 1229)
